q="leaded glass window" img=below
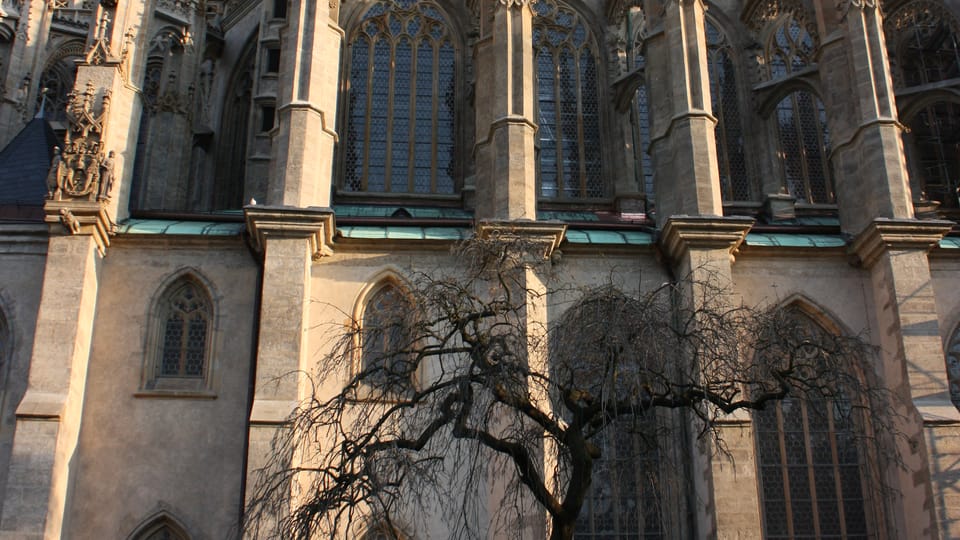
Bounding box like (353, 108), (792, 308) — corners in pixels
(629, 33), (654, 199)
(156, 278), (211, 380)
(766, 13), (816, 81)
(361, 283), (416, 395)
(707, 21), (751, 202)
(755, 314), (869, 540)
(774, 92), (833, 204)
(574, 419), (664, 539)
(343, 0), (457, 195)
(885, 1), (960, 90)
(533, 0), (604, 199)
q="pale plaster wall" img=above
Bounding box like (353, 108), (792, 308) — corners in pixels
(65, 238), (257, 538)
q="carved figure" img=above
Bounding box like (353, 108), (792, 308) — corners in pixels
(97, 151), (116, 200)
(59, 208), (80, 234)
(47, 146), (64, 198)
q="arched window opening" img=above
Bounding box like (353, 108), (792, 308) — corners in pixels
(129, 513), (191, 540)
(754, 312), (870, 539)
(774, 91), (833, 204)
(144, 276), (213, 392)
(212, 39), (255, 210)
(533, 0), (604, 200)
(766, 13), (816, 81)
(629, 29), (654, 200)
(706, 21), (751, 202)
(361, 282), (417, 396)
(886, 1), (960, 90)
(36, 41), (85, 123)
(903, 101), (960, 208)
(342, 0), (457, 195)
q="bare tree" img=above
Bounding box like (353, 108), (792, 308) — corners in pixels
(244, 236), (895, 540)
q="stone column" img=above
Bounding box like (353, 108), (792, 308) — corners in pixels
(0, 202), (109, 538)
(267, 0), (342, 208)
(243, 207), (335, 521)
(659, 216), (755, 538)
(473, 0), (537, 221)
(643, 0), (722, 223)
(850, 220), (953, 540)
(822, 2), (914, 235)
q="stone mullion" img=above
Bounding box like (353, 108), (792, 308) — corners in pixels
(384, 39), (396, 192)
(431, 39), (440, 193)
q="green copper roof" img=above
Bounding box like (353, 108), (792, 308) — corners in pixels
(338, 225), (469, 241)
(745, 233), (846, 248)
(117, 219), (245, 236)
(940, 237), (960, 249)
(333, 204), (472, 219)
(564, 229), (653, 244)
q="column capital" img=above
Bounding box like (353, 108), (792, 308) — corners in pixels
(849, 218), (953, 269)
(659, 216), (754, 264)
(43, 199), (113, 254)
(244, 205), (336, 260)
(475, 220), (567, 260)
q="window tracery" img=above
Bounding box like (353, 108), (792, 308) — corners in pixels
(754, 312), (870, 539)
(765, 13), (816, 81)
(342, 0), (457, 195)
(628, 26), (653, 200)
(144, 275), (213, 392)
(533, 0), (604, 200)
(706, 20), (751, 202)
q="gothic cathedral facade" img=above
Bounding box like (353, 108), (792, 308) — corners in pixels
(1, 0), (960, 538)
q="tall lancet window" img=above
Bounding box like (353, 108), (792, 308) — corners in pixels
(706, 20), (751, 202)
(754, 311), (871, 539)
(886, 1), (960, 208)
(766, 14), (834, 204)
(343, 0), (457, 195)
(533, 0), (604, 200)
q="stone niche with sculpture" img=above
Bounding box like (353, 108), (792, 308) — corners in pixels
(46, 81), (116, 202)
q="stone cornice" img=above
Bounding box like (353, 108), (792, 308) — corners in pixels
(475, 220), (567, 260)
(43, 199), (113, 254)
(659, 216), (755, 263)
(849, 218), (953, 269)
(244, 205), (336, 260)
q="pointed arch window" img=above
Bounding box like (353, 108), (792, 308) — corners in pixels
(628, 24), (654, 200)
(129, 512), (191, 540)
(706, 21), (751, 202)
(143, 276), (214, 394)
(360, 282), (417, 396)
(36, 41), (85, 123)
(343, 0), (457, 195)
(533, 0), (604, 200)
(754, 312), (870, 539)
(885, 4), (960, 209)
(885, 1), (960, 90)
(766, 13), (816, 81)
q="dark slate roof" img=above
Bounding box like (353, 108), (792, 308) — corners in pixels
(0, 118), (58, 206)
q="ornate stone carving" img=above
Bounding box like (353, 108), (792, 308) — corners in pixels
(836, 0), (877, 20)
(84, 9), (112, 64)
(47, 81), (116, 201)
(497, 0), (537, 8)
(742, 0), (804, 33)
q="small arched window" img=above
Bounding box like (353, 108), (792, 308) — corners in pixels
(706, 20), (751, 202)
(360, 282), (416, 396)
(128, 512), (191, 540)
(342, 0), (457, 195)
(754, 312), (870, 539)
(144, 276), (213, 392)
(533, 0), (604, 200)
